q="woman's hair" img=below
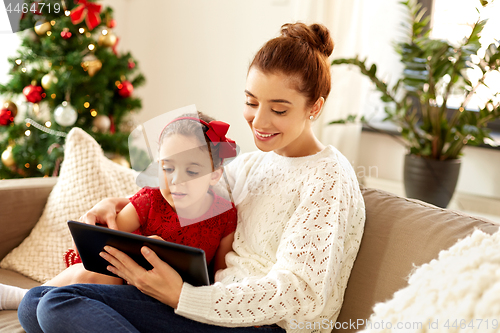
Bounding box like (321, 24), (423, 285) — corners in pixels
(159, 111), (223, 170)
(249, 22), (334, 107)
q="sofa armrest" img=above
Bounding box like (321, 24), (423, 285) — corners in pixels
(0, 177), (57, 261)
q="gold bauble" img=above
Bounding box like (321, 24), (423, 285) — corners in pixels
(98, 33), (117, 47)
(34, 20), (51, 35)
(2, 101), (18, 118)
(41, 73), (58, 90)
(81, 54), (103, 77)
(111, 155), (130, 168)
(1, 145), (15, 168)
(93, 115), (111, 133)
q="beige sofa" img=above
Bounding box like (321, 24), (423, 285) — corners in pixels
(0, 177), (498, 332)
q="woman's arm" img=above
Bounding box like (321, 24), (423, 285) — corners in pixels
(80, 197), (130, 230)
(213, 232), (235, 274)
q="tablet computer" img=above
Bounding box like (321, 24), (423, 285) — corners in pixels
(67, 220), (210, 286)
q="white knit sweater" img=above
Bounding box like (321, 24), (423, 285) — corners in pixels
(175, 146), (366, 333)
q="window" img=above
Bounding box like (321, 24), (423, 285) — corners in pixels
(430, 0), (500, 112)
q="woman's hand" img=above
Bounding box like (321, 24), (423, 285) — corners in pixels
(100, 245), (183, 309)
(79, 197), (130, 230)
(147, 235), (165, 241)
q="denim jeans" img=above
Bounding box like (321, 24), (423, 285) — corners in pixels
(18, 284), (286, 333)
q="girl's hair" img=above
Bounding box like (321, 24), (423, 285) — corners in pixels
(159, 111), (223, 170)
(249, 22), (334, 107)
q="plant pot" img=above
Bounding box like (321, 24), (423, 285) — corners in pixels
(403, 154), (461, 208)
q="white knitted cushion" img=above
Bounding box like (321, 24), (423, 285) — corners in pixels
(0, 128), (140, 283)
(359, 229), (500, 333)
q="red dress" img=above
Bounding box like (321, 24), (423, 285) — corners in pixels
(65, 188), (237, 267)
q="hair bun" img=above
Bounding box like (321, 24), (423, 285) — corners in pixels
(280, 22), (334, 57)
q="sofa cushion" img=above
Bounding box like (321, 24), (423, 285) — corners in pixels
(335, 187), (499, 332)
(0, 128), (140, 283)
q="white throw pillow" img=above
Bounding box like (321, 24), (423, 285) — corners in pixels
(359, 229), (500, 333)
(0, 128), (140, 283)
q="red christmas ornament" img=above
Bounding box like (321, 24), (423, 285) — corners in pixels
(107, 19), (116, 28)
(61, 28), (72, 39)
(117, 80), (133, 98)
(23, 85), (44, 103)
(128, 59), (135, 69)
(0, 108), (14, 126)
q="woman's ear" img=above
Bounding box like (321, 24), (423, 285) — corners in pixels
(209, 167), (224, 185)
(310, 97), (325, 119)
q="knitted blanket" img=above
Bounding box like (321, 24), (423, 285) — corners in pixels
(359, 229), (500, 333)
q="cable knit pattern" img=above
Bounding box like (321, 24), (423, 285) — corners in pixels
(175, 146), (366, 333)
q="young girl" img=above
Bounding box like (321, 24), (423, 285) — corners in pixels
(0, 111), (238, 311)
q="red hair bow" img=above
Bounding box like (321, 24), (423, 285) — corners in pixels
(164, 117), (237, 160)
(204, 120), (237, 159)
(70, 0), (102, 31)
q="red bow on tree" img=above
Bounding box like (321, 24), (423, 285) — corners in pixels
(204, 120), (237, 159)
(70, 0), (102, 31)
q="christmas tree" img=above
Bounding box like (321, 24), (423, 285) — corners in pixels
(0, 0), (145, 178)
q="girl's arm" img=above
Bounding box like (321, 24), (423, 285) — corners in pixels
(213, 232), (235, 274)
(114, 203), (141, 232)
(80, 197), (130, 230)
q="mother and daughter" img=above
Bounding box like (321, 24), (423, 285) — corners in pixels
(11, 22), (365, 332)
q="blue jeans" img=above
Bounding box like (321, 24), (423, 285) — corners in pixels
(18, 284), (286, 333)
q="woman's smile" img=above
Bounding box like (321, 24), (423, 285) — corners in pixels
(254, 130), (280, 141)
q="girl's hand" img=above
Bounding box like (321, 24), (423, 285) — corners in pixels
(100, 245), (183, 309)
(79, 197), (130, 230)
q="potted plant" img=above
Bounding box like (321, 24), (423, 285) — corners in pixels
(330, 0), (500, 207)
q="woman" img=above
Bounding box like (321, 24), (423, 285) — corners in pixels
(19, 22), (365, 333)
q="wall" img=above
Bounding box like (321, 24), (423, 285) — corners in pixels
(102, 0), (302, 154)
